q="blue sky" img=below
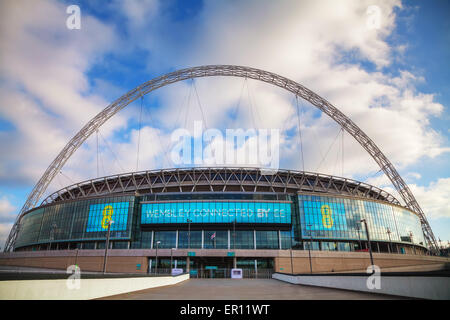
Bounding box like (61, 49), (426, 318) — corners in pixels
(0, 0), (449, 249)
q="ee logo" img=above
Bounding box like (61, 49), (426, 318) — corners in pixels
(101, 205), (114, 229)
(321, 204), (334, 229)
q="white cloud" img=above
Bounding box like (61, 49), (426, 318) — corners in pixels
(0, 0), (126, 188)
(0, 196), (16, 249)
(0, 196), (16, 224)
(0, 223), (13, 251)
(115, 0), (449, 183)
(410, 178), (450, 219)
(0, 0), (448, 220)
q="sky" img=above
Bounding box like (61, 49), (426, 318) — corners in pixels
(0, 0), (449, 249)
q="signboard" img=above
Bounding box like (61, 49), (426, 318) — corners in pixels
(187, 251), (196, 256)
(86, 202), (129, 232)
(141, 201), (291, 224)
(205, 266), (218, 270)
(171, 268), (184, 276)
(231, 268), (243, 279)
(189, 270), (198, 275)
(227, 252), (235, 257)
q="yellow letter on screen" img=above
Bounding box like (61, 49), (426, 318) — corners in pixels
(321, 204), (333, 229)
(101, 205), (114, 229)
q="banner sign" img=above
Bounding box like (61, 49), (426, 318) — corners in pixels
(141, 201), (291, 224)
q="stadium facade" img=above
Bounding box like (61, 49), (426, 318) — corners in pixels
(2, 65), (444, 275)
(9, 167), (429, 275)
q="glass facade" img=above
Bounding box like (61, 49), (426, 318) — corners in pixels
(298, 194), (425, 246)
(13, 192), (427, 252)
(15, 196), (134, 248)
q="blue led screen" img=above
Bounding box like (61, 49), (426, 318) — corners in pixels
(86, 202), (129, 232)
(141, 201), (291, 224)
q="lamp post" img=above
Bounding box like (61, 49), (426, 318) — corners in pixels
(359, 219), (374, 268)
(233, 220), (236, 250)
(155, 240), (161, 275)
(356, 225), (362, 251)
(386, 228), (392, 254)
(289, 234), (294, 274)
(306, 224), (313, 274)
(102, 220), (114, 274)
(409, 231), (416, 255)
(187, 219), (192, 249)
(170, 247), (177, 271)
(50, 223), (57, 250)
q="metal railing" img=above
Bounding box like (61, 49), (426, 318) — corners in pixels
(189, 268), (274, 279)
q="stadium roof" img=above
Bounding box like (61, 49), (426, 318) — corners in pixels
(41, 167), (401, 207)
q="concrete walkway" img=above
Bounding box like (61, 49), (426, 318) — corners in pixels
(99, 279), (406, 300)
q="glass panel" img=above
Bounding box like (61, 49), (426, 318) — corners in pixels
(178, 230), (202, 249)
(255, 231), (279, 249)
(203, 230), (228, 249)
(231, 230), (254, 249)
(153, 231), (176, 249)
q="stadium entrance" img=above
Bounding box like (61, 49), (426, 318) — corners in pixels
(191, 257), (233, 278)
(187, 257), (274, 279)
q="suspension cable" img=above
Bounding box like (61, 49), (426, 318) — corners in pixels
(98, 130), (125, 173)
(295, 95), (305, 172)
(315, 127), (343, 173)
(136, 95), (144, 172)
(59, 170), (75, 185)
(175, 82), (193, 129)
(245, 78), (258, 130)
(142, 100), (173, 168)
(231, 77), (247, 129)
(247, 79), (263, 125)
(191, 78), (209, 130)
(341, 128), (344, 176)
(96, 129), (99, 177)
(183, 82), (193, 129)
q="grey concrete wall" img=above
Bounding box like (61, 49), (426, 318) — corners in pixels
(0, 273), (190, 300)
(272, 272), (450, 300)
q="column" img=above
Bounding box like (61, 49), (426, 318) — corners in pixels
(150, 230), (154, 249)
(278, 230), (282, 250)
(201, 230), (204, 249)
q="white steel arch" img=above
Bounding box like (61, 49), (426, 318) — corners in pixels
(3, 65), (439, 252)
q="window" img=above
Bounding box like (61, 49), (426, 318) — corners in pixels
(231, 230), (254, 249)
(178, 230), (202, 249)
(203, 230), (228, 249)
(153, 231), (176, 249)
(255, 231), (279, 249)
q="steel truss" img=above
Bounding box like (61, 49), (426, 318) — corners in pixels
(41, 167), (400, 205)
(3, 65), (439, 252)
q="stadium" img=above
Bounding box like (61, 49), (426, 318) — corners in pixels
(0, 66), (444, 276)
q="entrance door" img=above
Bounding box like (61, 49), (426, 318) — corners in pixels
(191, 257), (233, 278)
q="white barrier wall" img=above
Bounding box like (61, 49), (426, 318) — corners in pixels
(0, 274), (189, 300)
(272, 273), (450, 300)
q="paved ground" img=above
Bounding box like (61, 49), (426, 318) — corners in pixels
(99, 278), (406, 300)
